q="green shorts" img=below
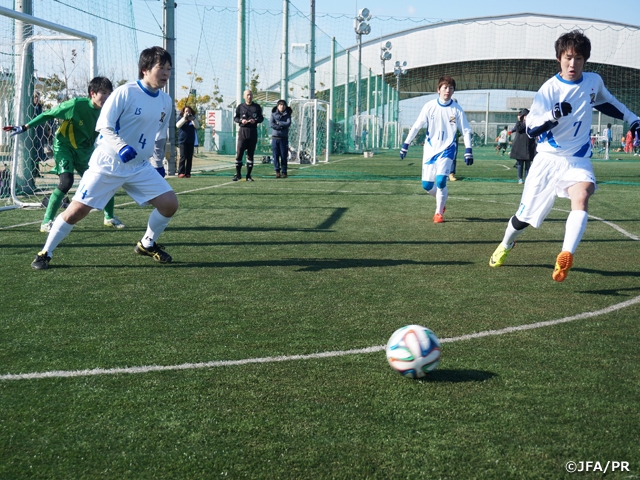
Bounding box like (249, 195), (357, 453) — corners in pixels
(51, 143), (93, 175)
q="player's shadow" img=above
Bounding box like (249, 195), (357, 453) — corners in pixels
(507, 264), (640, 278)
(417, 369), (496, 383)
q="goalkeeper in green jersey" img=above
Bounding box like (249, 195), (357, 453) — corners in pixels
(3, 77), (125, 232)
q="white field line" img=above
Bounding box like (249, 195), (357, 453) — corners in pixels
(2, 294), (640, 381)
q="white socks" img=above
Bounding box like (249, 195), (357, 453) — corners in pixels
(42, 216), (75, 256)
(141, 209), (171, 248)
(501, 216), (526, 248)
(435, 187), (448, 215)
(562, 210), (588, 254)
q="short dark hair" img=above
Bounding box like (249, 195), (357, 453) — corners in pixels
(88, 76), (113, 96)
(437, 76), (456, 91)
(555, 30), (591, 61)
(138, 46), (172, 79)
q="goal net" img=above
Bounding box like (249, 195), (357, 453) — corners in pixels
(0, 9), (96, 210)
(288, 99), (330, 164)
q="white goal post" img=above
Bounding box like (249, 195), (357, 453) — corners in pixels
(0, 6), (97, 211)
(288, 99), (330, 164)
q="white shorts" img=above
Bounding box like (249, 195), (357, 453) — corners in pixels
(422, 156), (452, 182)
(73, 162), (173, 210)
(515, 152), (597, 228)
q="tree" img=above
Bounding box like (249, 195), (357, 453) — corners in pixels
(177, 73), (225, 127)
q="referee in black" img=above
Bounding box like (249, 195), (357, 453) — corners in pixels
(233, 89), (264, 181)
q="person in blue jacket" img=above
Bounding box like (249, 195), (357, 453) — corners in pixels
(270, 99), (292, 178)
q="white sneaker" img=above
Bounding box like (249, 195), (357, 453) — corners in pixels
(40, 220), (53, 233)
(104, 216), (126, 229)
(518, 179), (523, 184)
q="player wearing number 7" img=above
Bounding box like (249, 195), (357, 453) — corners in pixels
(399, 76), (473, 223)
(31, 46), (178, 270)
(489, 30), (640, 282)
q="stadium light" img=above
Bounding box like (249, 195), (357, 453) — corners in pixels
(394, 60), (408, 148)
(354, 7), (372, 149)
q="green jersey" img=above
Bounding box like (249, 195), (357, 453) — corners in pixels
(27, 97), (100, 151)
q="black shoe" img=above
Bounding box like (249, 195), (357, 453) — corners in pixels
(31, 251), (51, 270)
(282, 173), (288, 178)
(233, 175), (241, 182)
(246, 176), (254, 182)
(134, 241), (172, 263)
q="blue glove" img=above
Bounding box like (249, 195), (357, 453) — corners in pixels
(155, 166), (166, 178)
(3, 125), (27, 136)
(464, 148), (474, 166)
(552, 102), (572, 120)
(118, 145), (137, 163)
(630, 120), (640, 137)
(400, 143), (409, 160)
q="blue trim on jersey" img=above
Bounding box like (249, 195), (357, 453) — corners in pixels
(437, 99), (453, 107)
(136, 80), (160, 98)
(574, 140), (591, 157)
(539, 131), (560, 148)
(554, 73), (584, 85)
(527, 120), (558, 138)
(424, 141), (457, 164)
(594, 102), (625, 120)
(114, 112), (123, 134)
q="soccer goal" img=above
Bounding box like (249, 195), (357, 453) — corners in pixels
(0, 6), (97, 211)
(288, 99), (330, 164)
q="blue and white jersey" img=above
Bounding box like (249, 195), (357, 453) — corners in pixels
(92, 80), (173, 173)
(527, 72), (639, 157)
(404, 98), (472, 164)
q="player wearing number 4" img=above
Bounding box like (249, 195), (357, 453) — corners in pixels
(31, 46), (179, 270)
(399, 76), (473, 223)
(489, 30), (640, 282)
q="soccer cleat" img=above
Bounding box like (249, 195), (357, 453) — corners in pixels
(433, 213), (444, 223)
(246, 176), (254, 182)
(449, 173), (457, 181)
(104, 216), (126, 229)
(233, 174), (241, 182)
(552, 251), (573, 282)
(134, 241), (172, 263)
(489, 242), (515, 268)
(31, 251), (51, 270)
(40, 220), (53, 233)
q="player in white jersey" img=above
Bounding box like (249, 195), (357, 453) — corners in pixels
(400, 76), (473, 223)
(31, 47), (179, 270)
(489, 30), (640, 282)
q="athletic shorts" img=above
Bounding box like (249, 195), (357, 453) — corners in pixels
(422, 155), (452, 182)
(51, 143), (93, 175)
(515, 152), (596, 228)
(72, 161), (173, 210)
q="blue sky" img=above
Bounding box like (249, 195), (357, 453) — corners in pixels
(288, 0), (640, 27)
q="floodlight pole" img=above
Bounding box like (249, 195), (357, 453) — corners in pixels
(309, 0), (315, 99)
(281, 0), (289, 101)
(380, 42), (392, 148)
(394, 60), (407, 149)
(354, 8), (371, 150)
(163, 0), (177, 176)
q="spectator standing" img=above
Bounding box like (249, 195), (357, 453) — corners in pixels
(270, 99), (292, 178)
(509, 108), (536, 184)
(176, 105), (199, 178)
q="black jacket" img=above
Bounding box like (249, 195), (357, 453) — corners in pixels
(509, 120), (537, 161)
(234, 102), (263, 129)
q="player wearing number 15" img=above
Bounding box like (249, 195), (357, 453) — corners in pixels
(399, 76), (473, 223)
(30, 46), (179, 270)
(489, 30), (640, 282)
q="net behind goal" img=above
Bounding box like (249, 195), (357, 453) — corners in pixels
(288, 99), (330, 164)
(0, 8), (96, 210)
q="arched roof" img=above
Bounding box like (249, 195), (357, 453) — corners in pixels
(302, 13), (640, 111)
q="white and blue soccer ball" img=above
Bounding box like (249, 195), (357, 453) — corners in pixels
(386, 325), (441, 379)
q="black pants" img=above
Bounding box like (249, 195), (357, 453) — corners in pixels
(178, 142), (194, 176)
(236, 128), (258, 166)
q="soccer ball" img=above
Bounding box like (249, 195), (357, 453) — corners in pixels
(386, 325), (441, 378)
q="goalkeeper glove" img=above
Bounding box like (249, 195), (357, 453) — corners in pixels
(629, 120), (640, 137)
(118, 145), (137, 163)
(155, 166), (166, 178)
(464, 148), (474, 166)
(3, 125), (27, 136)
(552, 102), (572, 120)
(399, 143), (409, 160)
